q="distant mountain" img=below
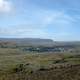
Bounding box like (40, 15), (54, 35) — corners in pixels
(53, 41), (80, 46)
(0, 38), (54, 47)
(0, 38), (80, 47)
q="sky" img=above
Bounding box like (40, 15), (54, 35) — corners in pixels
(0, 0), (80, 41)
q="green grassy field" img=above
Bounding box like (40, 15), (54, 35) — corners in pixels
(0, 48), (80, 80)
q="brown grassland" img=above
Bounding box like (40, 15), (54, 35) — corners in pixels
(0, 48), (80, 80)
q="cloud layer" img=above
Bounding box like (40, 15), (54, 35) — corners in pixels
(0, 9), (78, 40)
(0, 0), (12, 13)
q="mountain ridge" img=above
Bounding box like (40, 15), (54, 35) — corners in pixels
(0, 38), (54, 47)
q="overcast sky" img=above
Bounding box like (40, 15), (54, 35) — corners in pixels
(0, 0), (80, 41)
